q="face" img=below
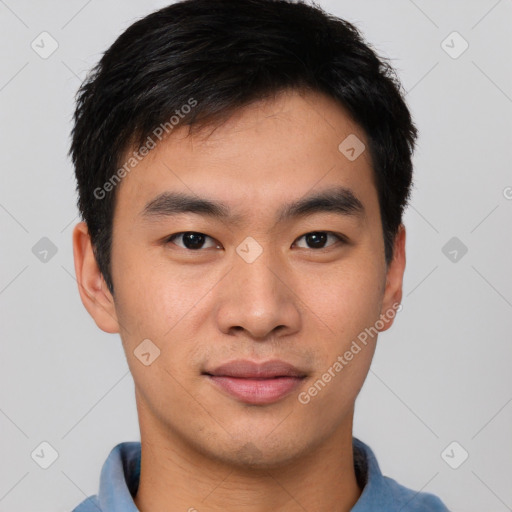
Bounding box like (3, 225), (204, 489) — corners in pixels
(73, 89), (405, 468)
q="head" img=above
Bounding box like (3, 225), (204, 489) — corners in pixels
(71, 0), (416, 468)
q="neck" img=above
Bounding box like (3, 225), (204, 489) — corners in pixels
(133, 408), (362, 512)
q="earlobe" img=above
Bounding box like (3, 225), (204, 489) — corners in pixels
(72, 221), (120, 334)
(378, 224), (406, 332)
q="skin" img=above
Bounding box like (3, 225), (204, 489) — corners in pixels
(73, 88), (406, 512)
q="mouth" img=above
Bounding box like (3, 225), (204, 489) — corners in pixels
(202, 359), (308, 405)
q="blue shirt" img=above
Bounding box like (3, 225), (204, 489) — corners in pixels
(71, 437), (450, 511)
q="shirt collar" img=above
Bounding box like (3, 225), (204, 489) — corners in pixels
(351, 437), (396, 510)
(98, 441), (140, 512)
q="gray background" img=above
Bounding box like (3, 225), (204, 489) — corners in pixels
(1, 1), (511, 511)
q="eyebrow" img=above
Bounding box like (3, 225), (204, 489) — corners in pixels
(140, 186), (365, 225)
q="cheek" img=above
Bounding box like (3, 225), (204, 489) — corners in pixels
(112, 241), (197, 330)
(301, 257), (384, 345)
(111, 259), (209, 417)
(114, 270), (201, 341)
(295, 265), (382, 426)
(111, 250), (227, 385)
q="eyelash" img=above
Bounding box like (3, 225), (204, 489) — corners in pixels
(164, 231), (348, 251)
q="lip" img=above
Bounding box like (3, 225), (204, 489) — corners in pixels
(203, 359), (307, 405)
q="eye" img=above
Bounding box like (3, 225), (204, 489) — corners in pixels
(164, 231), (346, 251)
(165, 231), (221, 250)
(293, 231), (347, 250)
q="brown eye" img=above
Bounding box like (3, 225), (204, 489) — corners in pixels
(294, 231), (346, 249)
(166, 232), (220, 250)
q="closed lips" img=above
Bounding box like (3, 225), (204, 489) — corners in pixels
(203, 359), (308, 379)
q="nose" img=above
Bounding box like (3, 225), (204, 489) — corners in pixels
(214, 245), (302, 340)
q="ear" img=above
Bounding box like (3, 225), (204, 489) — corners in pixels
(378, 224), (406, 332)
(72, 221), (120, 333)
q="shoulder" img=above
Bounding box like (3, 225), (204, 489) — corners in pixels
(69, 441), (142, 512)
(352, 437), (451, 511)
(70, 495), (100, 512)
(382, 475), (451, 511)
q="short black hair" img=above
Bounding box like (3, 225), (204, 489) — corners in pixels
(70, 0), (417, 295)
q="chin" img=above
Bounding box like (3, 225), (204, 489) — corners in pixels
(209, 433), (314, 471)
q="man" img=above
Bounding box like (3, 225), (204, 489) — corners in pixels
(70, 0), (450, 510)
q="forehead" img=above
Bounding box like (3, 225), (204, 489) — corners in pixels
(113, 89), (378, 226)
